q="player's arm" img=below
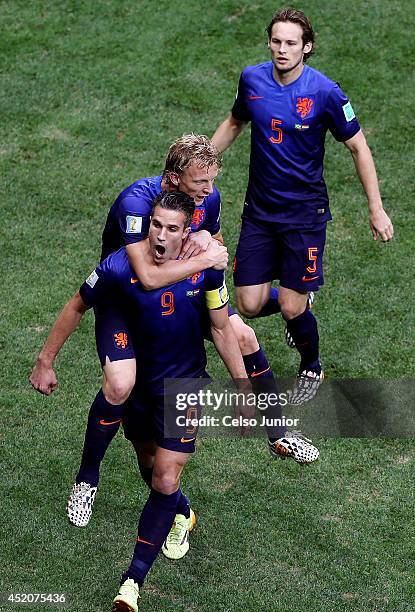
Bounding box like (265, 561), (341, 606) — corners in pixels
(126, 238), (228, 290)
(344, 130), (393, 242)
(205, 279), (247, 380)
(211, 114), (248, 154)
(30, 292), (90, 395)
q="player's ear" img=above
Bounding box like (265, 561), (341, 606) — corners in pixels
(303, 42), (312, 55)
(182, 227), (191, 241)
(169, 172), (180, 187)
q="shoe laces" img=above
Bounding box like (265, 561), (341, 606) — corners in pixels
(73, 482), (92, 496)
(299, 370), (321, 381)
(122, 578), (140, 598)
(168, 515), (188, 544)
(284, 430), (312, 443)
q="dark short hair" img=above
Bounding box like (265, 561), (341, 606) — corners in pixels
(151, 191), (195, 228)
(266, 7), (315, 62)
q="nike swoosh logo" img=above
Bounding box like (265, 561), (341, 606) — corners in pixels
(136, 537), (155, 546)
(99, 419), (122, 426)
(180, 437), (196, 443)
(130, 278), (139, 284)
(302, 275), (319, 282)
(248, 95), (264, 100)
(251, 367), (271, 378)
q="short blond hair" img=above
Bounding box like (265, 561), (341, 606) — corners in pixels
(163, 134), (222, 179)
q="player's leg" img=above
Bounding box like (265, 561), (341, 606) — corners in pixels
(232, 220), (319, 451)
(102, 356), (136, 405)
(67, 306), (136, 527)
(235, 282), (272, 318)
(234, 216), (318, 352)
(279, 227), (326, 403)
(233, 217), (316, 347)
(279, 285), (318, 367)
(233, 217), (279, 317)
(129, 436), (192, 523)
(229, 312), (318, 462)
(113, 447), (191, 611)
(123, 395), (195, 562)
(229, 312), (286, 439)
(133, 439), (157, 488)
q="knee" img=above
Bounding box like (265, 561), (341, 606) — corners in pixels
(152, 468), (180, 495)
(279, 298), (306, 321)
(102, 376), (134, 405)
(233, 320), (259, 354)
(236, 294), (262, 318)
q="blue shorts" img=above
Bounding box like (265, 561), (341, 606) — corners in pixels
(233, 217), (326, 292)
(94, 302), (135, 367)
(123, 389), (203, 454)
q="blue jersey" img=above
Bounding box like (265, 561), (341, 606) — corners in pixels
(100, 175), (222, 261)
(232, 62), (361, 225)
(80, 249), (229, 394)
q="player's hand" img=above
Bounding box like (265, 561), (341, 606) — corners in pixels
(204, 239), (228, 270)
(180, 230), (211, 259)
(29, 358), (58, 395)
(369, 208), (394, 242)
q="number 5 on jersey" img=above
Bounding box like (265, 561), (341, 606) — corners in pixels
(270, 118), (283, 144)
(161, 291), (174, 316)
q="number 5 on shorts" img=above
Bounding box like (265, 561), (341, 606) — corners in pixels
(306, 247), (318, 274)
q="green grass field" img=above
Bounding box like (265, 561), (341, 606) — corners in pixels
(1, 1), (414, 610)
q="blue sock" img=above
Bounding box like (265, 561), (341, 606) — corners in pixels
(243, 346), (272, 379)
(286, 309), (321, 374)
(243, 347), (286, 440)
(253, 287), (281, 318)
(76, 389), (123, 487)
(123, 488), (180, 586)
(176, 490), (190, 519)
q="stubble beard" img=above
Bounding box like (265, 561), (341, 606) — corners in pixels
(275, 55), (303, 76)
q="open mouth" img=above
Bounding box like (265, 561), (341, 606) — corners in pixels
(155, 245), (166, 256)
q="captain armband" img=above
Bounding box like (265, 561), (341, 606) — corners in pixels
(205, 283), (229, 310)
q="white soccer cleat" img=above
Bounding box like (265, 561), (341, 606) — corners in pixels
(66, 481), (97, 527)
(285, 292), (315, 348)
(112, 578), (140, 612)
(162, 509), (196, 560)
(268, 431), (319, 464)
(288, 369), (324, 406)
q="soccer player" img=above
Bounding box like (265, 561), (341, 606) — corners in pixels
(211, 8), (393, 402)
(30, 191), (251, 611)
(30, 135), (317, 531)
